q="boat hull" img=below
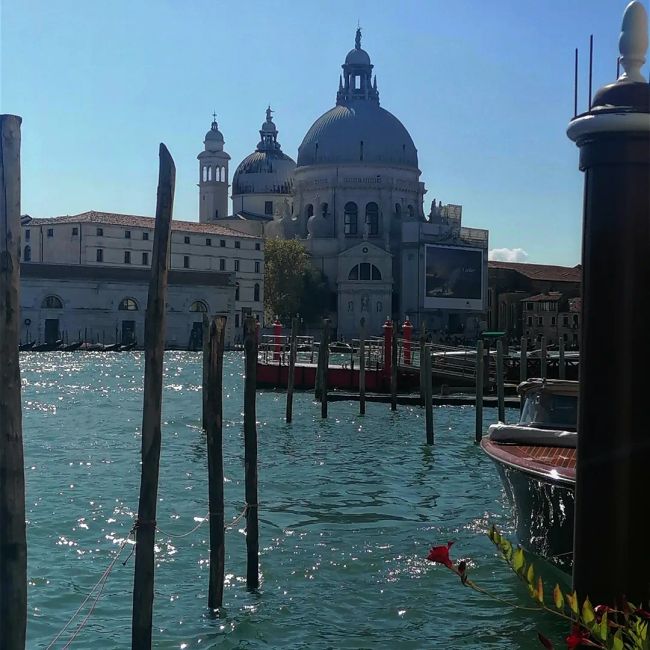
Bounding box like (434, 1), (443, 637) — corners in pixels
(482, 440), (575, 572)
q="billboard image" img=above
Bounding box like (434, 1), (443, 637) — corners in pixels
(423, 245), (484, 310)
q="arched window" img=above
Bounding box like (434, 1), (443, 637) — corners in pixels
(254, 283), (260, 302)
(407, 205), (415, 218)
(305, 204), (314, 219)
(235, 283), (240, 301)
(395, 203), (402, 218)
(118, 297), (139, 311)
(365, 202), (379, 236)
(348, 264), (382, 281)
(208, 166), (213, 181)
(189, 300), (208, 312)
(24, 245), (31, 262)
(202, 166), (208, 182)
(344, 202), (358, 236)
(41, 295), (63, 309)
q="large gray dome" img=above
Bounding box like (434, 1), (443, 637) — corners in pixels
(232, 150), (295, 195)
(297, 100), (418, 169)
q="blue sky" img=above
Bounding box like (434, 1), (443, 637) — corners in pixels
(2, 0), (644, 266)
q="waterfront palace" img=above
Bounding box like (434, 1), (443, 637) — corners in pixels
(20, 29), (488, 346)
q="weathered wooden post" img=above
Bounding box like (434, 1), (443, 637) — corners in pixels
(321, 319), (330, 418)
(202, 313), (209, 430)
(558, 336), (566, 380)
(359, 318), (366, 416)
(0, 114), (26, 649)
(519, 336), (527, 383)
(314, 340), (323, 401)
(243, 316), (259, 589)
(206, 316), (226, 609)
(419, 325), (426, 405)
(285, 317), (297, 423)
(496, 338), (505, 423)
(568, 1), (650, 606)
(424, 347), (434, 445)
(390, 325), (398, 411)
(475, 339), (484, 443)
(132, 143), (175, 648)
(540, 335), (547, 380)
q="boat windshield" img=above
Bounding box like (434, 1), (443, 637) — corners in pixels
(519, 389), (577, 431)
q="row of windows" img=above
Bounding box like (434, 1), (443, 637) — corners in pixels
(93, 249), (261, 273)
(201, 165), (226, 182)
(526, 315), (579, 327)
(302, 201), (414, 230)
(31, 227), (261, 251)
(40, 288), (260, 313)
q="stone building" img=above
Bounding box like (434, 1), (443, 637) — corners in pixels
(20, 263), (236, 348)
(521, 292), (581, 349)
(205, 29), (489, 339)
(487, 261), (582, 344)
(20, 211), (264, 345)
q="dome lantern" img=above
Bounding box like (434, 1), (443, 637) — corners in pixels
(337, 28), (379, 106)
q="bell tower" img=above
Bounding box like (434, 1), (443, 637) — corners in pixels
(198, 114), (231, 223)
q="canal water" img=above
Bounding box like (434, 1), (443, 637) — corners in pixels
(22, 352), (566, 649)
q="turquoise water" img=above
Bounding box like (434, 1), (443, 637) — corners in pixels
(21, 352), (566, 649)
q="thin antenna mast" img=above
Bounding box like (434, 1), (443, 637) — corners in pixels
(574, 48), (579, 117)
(588, 35), (594, 109)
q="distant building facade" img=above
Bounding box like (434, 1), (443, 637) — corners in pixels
(487, 261), (582, 346)
(20, 263), (236, 348)
(20, 212), (264, 346)
(521, 292), (581, 349)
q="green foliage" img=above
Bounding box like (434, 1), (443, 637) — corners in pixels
(263, 238), (328, 324)
(485, 525), (650, 650)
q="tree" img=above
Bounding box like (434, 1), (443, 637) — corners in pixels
(263, 238), (329, 324)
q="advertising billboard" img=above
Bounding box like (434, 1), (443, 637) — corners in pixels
(423, 244), (484, 311)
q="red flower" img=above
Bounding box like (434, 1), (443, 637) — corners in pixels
(427, 542), (454, 569)
(565, 625), (591, 649)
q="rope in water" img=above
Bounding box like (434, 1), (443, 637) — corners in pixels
(46, 503), (254, 647)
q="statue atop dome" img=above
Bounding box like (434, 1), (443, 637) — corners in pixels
(355, 27), (362, 50)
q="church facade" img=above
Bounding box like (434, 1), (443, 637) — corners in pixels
(198, 30), (489, 339)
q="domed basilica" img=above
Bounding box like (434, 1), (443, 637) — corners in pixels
(197, 29), (488, 338)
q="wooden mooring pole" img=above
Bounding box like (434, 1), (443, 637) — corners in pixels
(540, 335), (547, 380)
(314, 341), (323, 401)
(475, 339), (484, 443)
(202, 313), (209, 430)
(359, 318), (366, 416)
(419, 326), (426, 405)
(132, 143), (175, 648)
(519, 336), (527, 384)
(558, 336), (566, 380)
(0, 114), (26, 648)
(496, 339), (505, 423)
(424, 346), (434, 445)
(285, 317), (297, 423)
(243, 317), (259, 589)
(206, 316), (226, 609)
(390, 326), (398, 411)
(321, 319), (330, 419)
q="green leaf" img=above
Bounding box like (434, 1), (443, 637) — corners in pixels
(536, 576), (544, 604)
(513, 548), (525, 572)
(582, 597), (595, 626)
(599, 611), (608, 641)
(526, 564), (535, 587)
(612, 629), (624, 650)
(553, 584), (564, 610)
(567, 591), (579, 616)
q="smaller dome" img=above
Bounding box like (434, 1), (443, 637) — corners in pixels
(205, 120), (224, 143)
(345, 47), (371, 66)
(232, 151), (295, 195)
